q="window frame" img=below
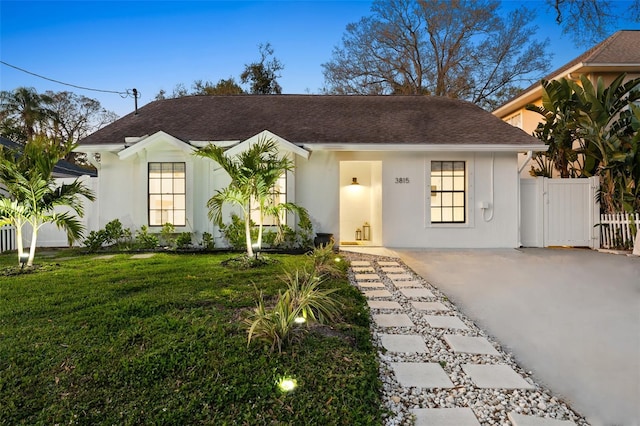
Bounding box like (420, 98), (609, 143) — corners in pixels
(148, 162), (186, 227)
(429, 160), (466, 224)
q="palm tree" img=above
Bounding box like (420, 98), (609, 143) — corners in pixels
(196, 138), (304, 257)
(0, 136), (94, 266)
(0, 87), (53, 142)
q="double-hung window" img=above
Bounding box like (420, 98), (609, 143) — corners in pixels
(430, 161), (466, 223)
(250, 173), (287, 226)
(148, 162), (186, 226)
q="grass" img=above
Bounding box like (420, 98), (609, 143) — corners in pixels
(0, 250), (382, 425)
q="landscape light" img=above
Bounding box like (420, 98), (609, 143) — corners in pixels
(294, 316), (306, 324)
(277, 377), (297, 392)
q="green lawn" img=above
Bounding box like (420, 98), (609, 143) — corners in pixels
(0, 250), (382, 425)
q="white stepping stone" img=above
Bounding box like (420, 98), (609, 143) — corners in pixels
(508, 413), (576, 426)
(355, 273), (379, 281)
(389, 274), (413, 281)
(424, 315), (469, 330)
(378, 261), (400, 266)
(444, 335), (500, 356)
(351, 261), (371, 266)
(380, 334), (428, 353)
(390, 362), (454, 388)
(373, 314), (414, 327)
(367, 300), (403, 310)
(363, 289), (393, 298)
(411, 408), (481, 426)
(393, 280), (423, 288)
(400, 288), (435, 298)
(462, 364), (535, 389)
(353, 267), (375, 273)
(131, 253), (155, 259)
(93, 255), (115, 260)
(358, 281), (385, 288)
(411, 301), (449, 311)
(381, 267), (406, 273)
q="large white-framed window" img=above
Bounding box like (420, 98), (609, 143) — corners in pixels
(148, 162), (186, 226)
(430, 160), (466, 224)
(250, 173), (287, 226)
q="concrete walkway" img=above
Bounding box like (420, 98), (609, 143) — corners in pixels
(395, 248), (640, 426)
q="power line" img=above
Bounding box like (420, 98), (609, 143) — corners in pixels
(0, 60), (135, 97)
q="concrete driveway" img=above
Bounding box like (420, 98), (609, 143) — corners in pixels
(395, 248), (640, 426)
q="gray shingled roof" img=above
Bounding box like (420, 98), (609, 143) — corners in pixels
(79, 95), (540, 147)
(0, 136), (97, 177)
(494, 30), (640, 112)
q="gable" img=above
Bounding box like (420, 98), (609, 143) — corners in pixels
(224, 130), (310, 159)
(118, 131), (195, 160)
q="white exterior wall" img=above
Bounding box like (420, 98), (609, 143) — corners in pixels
(43, 133), (523, 249)
(296, 150), (521, 248)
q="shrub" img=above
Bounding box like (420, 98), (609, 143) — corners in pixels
(83, 230), (107, 252)
(135, 226), (158, 249)
(220, 214), (257, 249)
(176, 232), (192, 249)
(160, 222), (176, 248)
(201, 232), (215, 250)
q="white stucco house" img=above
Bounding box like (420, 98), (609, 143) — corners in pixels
(74, 95), (545, 249)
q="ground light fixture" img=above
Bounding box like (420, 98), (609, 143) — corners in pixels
(293, 316), (306, 325)
(277, 377), (297, 392)
(19, 253), (29, 269)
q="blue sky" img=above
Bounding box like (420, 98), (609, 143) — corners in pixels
(1, 1), (638, 118)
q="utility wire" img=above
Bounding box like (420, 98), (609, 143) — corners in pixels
(0, 60), (135, 97)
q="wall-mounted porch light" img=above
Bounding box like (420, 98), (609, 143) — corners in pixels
(351, 177), (359, 185)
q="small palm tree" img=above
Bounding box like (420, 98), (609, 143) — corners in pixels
(196, 138), (304, 257)
(0, 136), (94, 266)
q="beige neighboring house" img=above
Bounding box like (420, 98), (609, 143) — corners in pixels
(493, 30), (640, 139)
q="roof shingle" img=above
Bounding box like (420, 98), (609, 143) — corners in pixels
(80, 95), (539, 147)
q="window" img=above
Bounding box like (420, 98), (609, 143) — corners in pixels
(148, 162), (186, 226)
(430, 161), (465, 223)
(250, 173), (287, 226)
(505, 113), (522, 129)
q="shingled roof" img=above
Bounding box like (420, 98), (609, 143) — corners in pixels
(494, 30), (640, 115)
(79, 95), (540, 147)
(0, 136), (97, 177)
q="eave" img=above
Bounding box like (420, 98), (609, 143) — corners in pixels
(302, 143), (548, 153)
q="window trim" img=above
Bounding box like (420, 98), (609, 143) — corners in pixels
(148, 162), (186, 227)
(250, 172), (288, 227)
(429, 160), (466, 224)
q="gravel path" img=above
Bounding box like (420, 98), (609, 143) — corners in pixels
(343, 251), (589, 426)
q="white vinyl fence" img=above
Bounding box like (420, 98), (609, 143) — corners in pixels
(0, 225), (16, 253)
(600, 212), (639, 250)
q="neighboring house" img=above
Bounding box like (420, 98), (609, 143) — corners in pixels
(0, 136), (97, 180)
(494, 30), (640, 137)
(76, 95), (545, 249)
(0, 136), (97, 251)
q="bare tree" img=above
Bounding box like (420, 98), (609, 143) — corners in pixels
(45, 91), (118, 149)
(322, 0), (551, 110)
(549, 0), (640, 47)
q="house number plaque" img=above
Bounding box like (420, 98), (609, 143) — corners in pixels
(395, 177), (410, 184)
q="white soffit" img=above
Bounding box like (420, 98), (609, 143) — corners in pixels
(302, 143), (548, 153)
(224, 130), (310, 159)
(118, 131), (195, 159)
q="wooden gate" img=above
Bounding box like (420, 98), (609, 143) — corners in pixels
(520, 177), (599, 248)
